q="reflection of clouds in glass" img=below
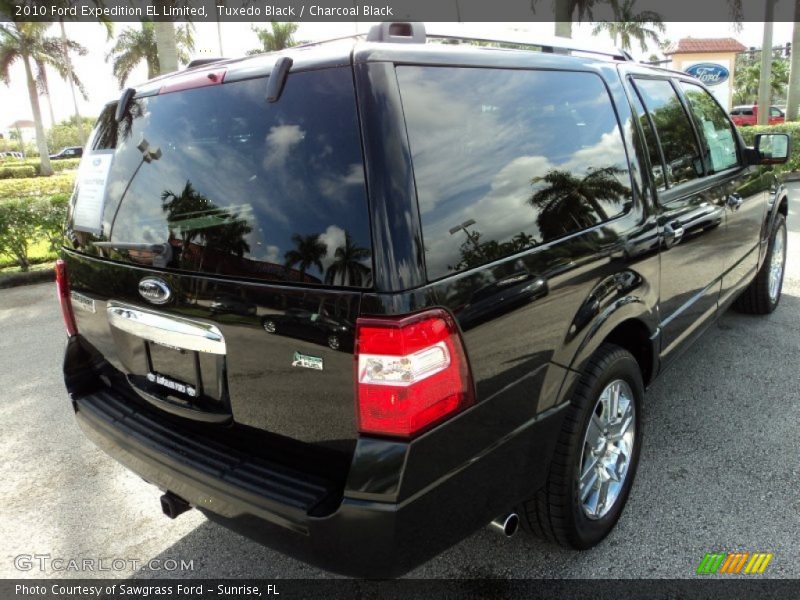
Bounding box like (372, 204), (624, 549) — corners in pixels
(319, 163), (364, 202)
(318, 224), (346, 271)
(264, 124), (305, 169)
(399, 66), (633, 278)
(264, 244), (280, 264)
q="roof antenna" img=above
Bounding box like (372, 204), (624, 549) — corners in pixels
(115, 88), (136, 122)
(266, 57), (293, 103)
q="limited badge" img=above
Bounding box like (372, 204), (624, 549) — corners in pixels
(292, 351), (323, 371)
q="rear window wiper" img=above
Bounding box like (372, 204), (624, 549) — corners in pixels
(94, 242), (173, 268)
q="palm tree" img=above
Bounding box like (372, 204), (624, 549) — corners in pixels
(787, 9), (800, 119)
(530, 0), (601, 38)
(757, 2), (777, 125)
(592, 0), (665, 53)
(0, 22), (87, 176)
(528, 167), (630, 241)
(324, 232), (371, 286)
(107, 22), (194, 87)
(734, 58), (789, 105)
(284, 233), (327, 276)
(248, 22), (301, 55)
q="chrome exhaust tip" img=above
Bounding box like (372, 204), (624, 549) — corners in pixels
(490, 512), (519, 537)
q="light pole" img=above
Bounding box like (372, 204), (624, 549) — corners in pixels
(449, 218), (483, 254)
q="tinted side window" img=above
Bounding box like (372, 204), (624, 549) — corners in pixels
(77, 67), (373, 288)
(680, 82), (739, 173)
(397, 67), (634, 280)
(742, 109), (754, 116)
(630, 89), (666, 190)
(771, 107), (784, 117)
(634, 78), (703, 186)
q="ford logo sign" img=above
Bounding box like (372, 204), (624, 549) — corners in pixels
(685, 63), (730, 86)
(138, 277), (172, 305)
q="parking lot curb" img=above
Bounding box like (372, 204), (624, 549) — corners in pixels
(0, 267), (54, 289)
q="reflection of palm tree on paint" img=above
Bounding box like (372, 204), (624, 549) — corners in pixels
(324, 231), (371, 286)
(528, 167), (630, 241)
(284, 233), (327, 276)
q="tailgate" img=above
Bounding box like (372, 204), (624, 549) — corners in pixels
(61, 62), (373, 472)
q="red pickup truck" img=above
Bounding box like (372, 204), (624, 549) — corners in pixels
(730, 105), (785, 126)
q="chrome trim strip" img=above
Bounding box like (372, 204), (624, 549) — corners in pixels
(107, 302), (226, 355)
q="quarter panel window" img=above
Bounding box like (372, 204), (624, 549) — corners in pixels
(680, 82), (739, 173)
(397, 67), (634, 280)
(634, 78), (703, 186)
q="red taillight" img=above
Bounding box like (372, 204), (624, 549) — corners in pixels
(355, 309), (474, 438)
(55, 259), (77, 337)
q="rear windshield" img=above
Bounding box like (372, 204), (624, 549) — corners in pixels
(69, 66), (373, 288)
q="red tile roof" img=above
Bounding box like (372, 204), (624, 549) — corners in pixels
(665, 38), (747, 55)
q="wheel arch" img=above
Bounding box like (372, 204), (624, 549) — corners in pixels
(567, 300), (659, 389)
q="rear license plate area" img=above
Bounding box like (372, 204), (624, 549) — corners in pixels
(145, 341), (223, 404)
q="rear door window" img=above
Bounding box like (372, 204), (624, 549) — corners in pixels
(397, 67), (634, 280)
(74, 66), (373, 288)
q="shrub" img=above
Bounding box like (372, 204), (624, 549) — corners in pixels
(0, 165), (37, 179)
(0, 173), (75, 201)
(738, 122), (800, 176)
(0, 195), (69, 271)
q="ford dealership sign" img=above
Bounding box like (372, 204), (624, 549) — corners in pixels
(685, 63), (730, 86)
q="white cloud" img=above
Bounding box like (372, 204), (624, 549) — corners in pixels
(317, 224), (346, 270)
(263, 124), (305, 169)
(318, 163), (364, 202)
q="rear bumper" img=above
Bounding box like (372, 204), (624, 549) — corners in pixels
(68, 346), (566, 577)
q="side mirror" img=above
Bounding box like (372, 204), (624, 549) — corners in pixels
(751, 133), (791, 165)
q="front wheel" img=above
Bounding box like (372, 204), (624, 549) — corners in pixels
(734, 213), (786, 315)
(521, 343), (643, 549)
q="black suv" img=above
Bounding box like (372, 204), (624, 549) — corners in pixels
(57, 23), (790, 577)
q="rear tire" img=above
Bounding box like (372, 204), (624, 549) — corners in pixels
(733, 213), (786, 315)
(520, 343), (643, 549)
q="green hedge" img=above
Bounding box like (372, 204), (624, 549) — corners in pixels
(0, 173), (75, 201)
(738, 122), (800, 177)
(0, 158), (80, 178)
(0, 165), (37, 179)
(0, 194), (69, 271)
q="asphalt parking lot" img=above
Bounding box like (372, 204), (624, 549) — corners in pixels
(1, 193), (798, 580)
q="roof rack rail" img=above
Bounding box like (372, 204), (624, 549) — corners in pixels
(257, 22), (633, 63)
(425, 27), (632, 61)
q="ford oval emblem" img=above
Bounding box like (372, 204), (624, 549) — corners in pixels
(685, 63), (730, 86)
(138, 277), (171, 305)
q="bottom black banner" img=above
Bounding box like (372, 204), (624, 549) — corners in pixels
(2, 579), (799, 600)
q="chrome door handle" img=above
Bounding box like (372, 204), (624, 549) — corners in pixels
(726, 194), (743, 209)
(663, 222), (684, 247)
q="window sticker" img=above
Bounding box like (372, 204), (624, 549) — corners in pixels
(73, 152), (113, 234)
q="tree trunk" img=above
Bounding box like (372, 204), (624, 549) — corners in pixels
(757, 2), (775, 126)
(154, 21), (179, 75)
(23, 54), (53, 176)
(45, 89), (56, 128)
(60, 19), (87, 144)
(785, 0), (800, 120)
(554, 0), (573, 38)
